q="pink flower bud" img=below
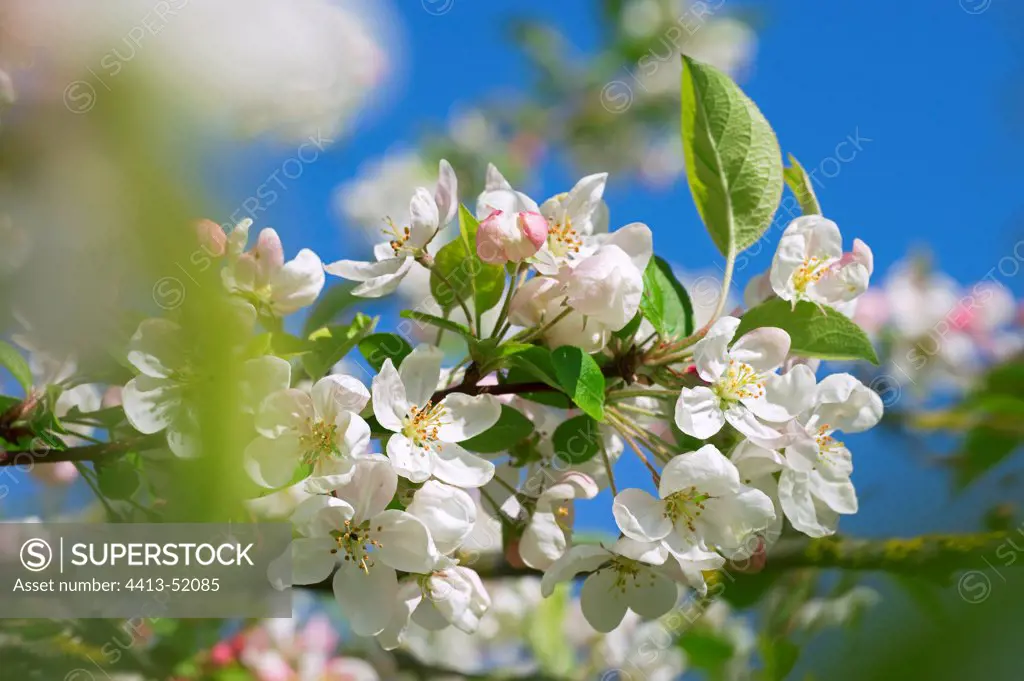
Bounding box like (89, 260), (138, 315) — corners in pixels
(209, 642), (234, 667)
(477, 209), (549, 265)
(194, 219), (227, 257)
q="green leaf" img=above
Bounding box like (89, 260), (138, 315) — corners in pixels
(0, 340), (32, 392)
(461, 405), (535, 453)
(96, 459), (140, 500)
(784, 153), (822, 216)
(302, 282), (358, 337)
(507, 346), (561, 389)
(737, 299), (879, 364)
(358, 333), (413, 372)
(301, 313), (377, 379)
(760, 637), (800, 681)
(429, 205), (505, 315)
(270, 332), (310, 357)
(680, 55), (783, 257)
(551, 414), (602, 464)
(527, 583), (575, 676)
(679, 631), (735, 670)
(551, 346), (606, 420)
(400, 310), (474, 340)
(640, 256), (695, 338)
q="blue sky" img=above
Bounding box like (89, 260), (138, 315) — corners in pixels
(9, 2), (1023, 534)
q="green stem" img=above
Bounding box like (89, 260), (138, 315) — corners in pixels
(491, 262), (524, 338)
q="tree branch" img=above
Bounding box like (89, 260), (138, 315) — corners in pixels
(0, 436), (160, 467)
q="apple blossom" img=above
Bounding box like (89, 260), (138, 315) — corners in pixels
(535, 172), (610, 271)
(268, 456), (439, 637)
(121, 318), (201, 458)
(476, 208), (549, 265)
(769, 216), (873, 308)
(373, 344), (500, 487)
(326, 159), (457, 298)
(221, 222), (325, 316)
(541, 539), (679, 633)
(674, 316), (794, 442)
(613, 444), (775, 561)
(508, 276), (610, 352)
(245, 374), (372, 490)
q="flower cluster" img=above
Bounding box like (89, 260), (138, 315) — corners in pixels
(108, 149), (885, 640)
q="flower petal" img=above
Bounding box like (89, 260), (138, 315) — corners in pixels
(408, 187), (440, 247)
(329, 455), (397, 522)
(377, 580), (423, 651)
(432, 442), (495, 487)
(270, 249), (325, 315)
(612, 488), (671, 542)
(540, 544), (610, 597)
(519, 510), (569, 570)
(674, 386), (726, 439)
(386, 435), (433, 483)
(660, 444), (741, 497)
(437, 393), (501, 441)
(406, 480), (476, 555)
(122, 376), (180, 435)
(372, 359), (410, 433)
(268, 537), (336, 589)
(374, 509), (439, 573)
(581, 569), (629, 633)
(778, 470), (836, 537)
(399, 344), (444, 408)
(126, 318), (183, 378)
(325, 257), (413, 298)
(694, 316), (740, 381)
(312, 374), (370, 423)
(256, 389), (315, 439)
(729, 327), (791, 372)
(332, 562), (399, 636)
(627, 567), (678, 619)
(244, 433), (302, 489)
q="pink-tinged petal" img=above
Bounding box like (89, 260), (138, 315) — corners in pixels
(519, 211), (550, 251)
(612, 488), (672, 542)
(372, 359), (410, 433)
(386, 434), (433, 483)
(730, 327), (791, 372)
(432, 442), (495, 487)
(399, 344), (444, 409)
(332, 562), (399, 636)
(194, 219), (227, 257)
(674, 386), (726, 439)
(694, 316), (740, 381)
(270, 249), (325, 315)
(660, 444), (741, 497)
(253, 228), (286, 279)
(437, 393), (501, 442)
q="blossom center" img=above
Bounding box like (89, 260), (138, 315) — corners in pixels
(791, 256), (832, 294)
(604, 557), (657, 593)
(298, 417), (337, 466)
(402, 400), (447, 451)
(814, 424), (845, 465)
(547, 214), (581, 258)
(383, 218), (416, 256)
(663, 486), (710, 533)
(331, 519), (382, 574)
(712, 359), (766, 405)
